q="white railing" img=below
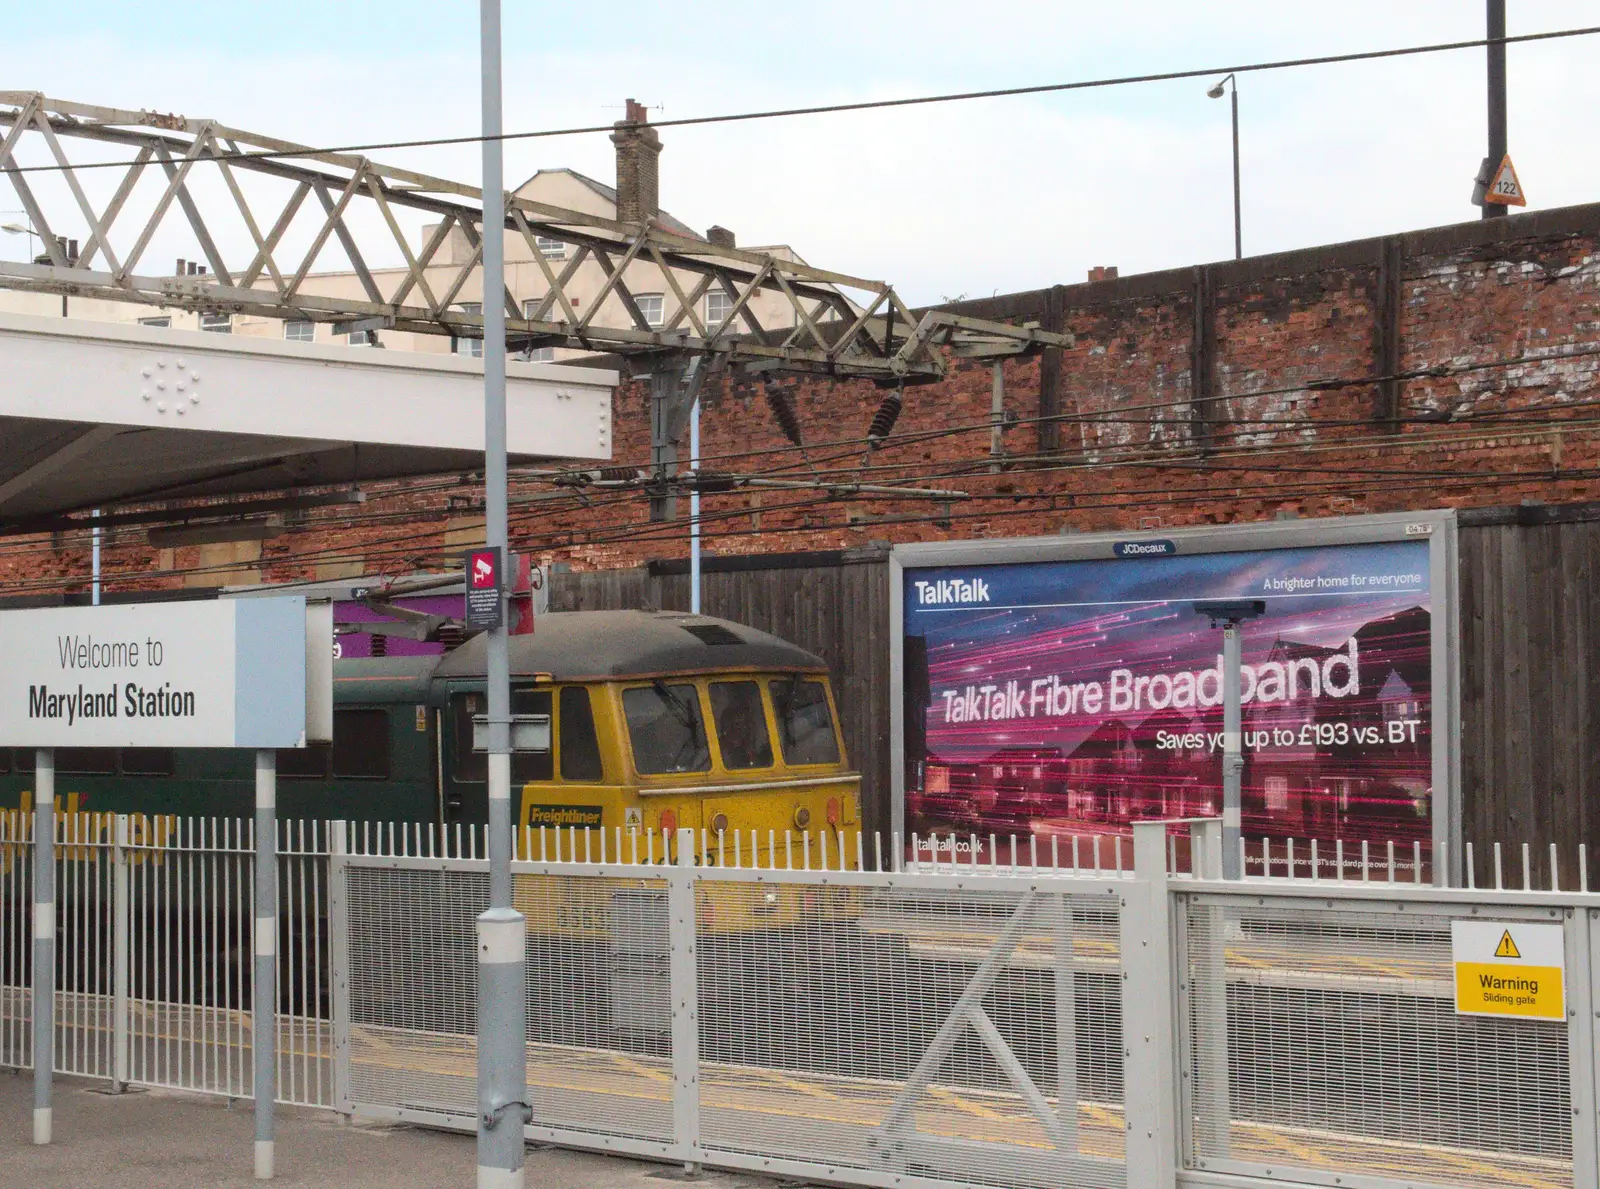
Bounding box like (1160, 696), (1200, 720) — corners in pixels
(6, 813), (1599, 1189)
(0, 811), (332, 1109)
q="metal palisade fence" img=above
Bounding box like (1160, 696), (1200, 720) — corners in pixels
(4, 811), (1600, 1189)
(0, 810), (333, 1107)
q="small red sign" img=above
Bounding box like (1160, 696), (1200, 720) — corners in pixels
(470, 550), (498, 589)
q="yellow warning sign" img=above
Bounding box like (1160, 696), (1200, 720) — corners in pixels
(1484, 154), (1527, 207)
(1452, 920), (1564, 1020)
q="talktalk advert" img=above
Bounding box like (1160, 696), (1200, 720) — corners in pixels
(901, 540), (1433, 863)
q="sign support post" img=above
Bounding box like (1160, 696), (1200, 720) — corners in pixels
(1194, 600), (1264, 878)
(478, 2), (529, 1186)
(253, 749), (277, 1180)
(32, 747), (53, 1146)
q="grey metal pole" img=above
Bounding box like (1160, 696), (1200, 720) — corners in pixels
(32, 748), (53, 1145)
(689, 397), (701, 615)
(1484, 0), (1507, 220)
(1220, 624), (1243, 878)
(478, 2), (528, 1185)
(1230, 84), (1242, 258)
(254, 749), (276, 1179)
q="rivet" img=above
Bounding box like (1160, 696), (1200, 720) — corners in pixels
(189, 394), (199, 404)
(175, 405), (186, 416)
(176, 382), (185, 392)
(140, 367), (151, 378)
(190, 371), (199, 381)
(141, 392), (150, 401)
(157, 359), (166, 368)
(156, 380), (165, 391)
(156, 401), (166, 412)
(175, 358), (185, 368)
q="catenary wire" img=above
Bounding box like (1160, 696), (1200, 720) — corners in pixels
(4, 26), (1598, 176)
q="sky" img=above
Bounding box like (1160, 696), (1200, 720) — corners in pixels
(1, 1), (1597, 305)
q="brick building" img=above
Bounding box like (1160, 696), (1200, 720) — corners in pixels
(3, 199), (1599, 597)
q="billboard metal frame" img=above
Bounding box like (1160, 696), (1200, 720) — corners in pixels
(888, 510), (1462, 880)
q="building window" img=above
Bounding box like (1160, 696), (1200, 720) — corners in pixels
(706, 289), (735, 329)
(347, 329), (376, 347)
(535, 236), (566, 260)
(526, 347), (555, 362)
(284, 320), (314, 343)
(199, 313), (231, 334)
(138, 316), (171, 329)
(455, 302), (483, 357)
(635, 293), (664, 329)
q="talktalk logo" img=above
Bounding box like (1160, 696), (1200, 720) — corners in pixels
(470, 552), (497, 589)
(914, 577), (991, 606)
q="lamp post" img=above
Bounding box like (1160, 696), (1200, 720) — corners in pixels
(477, 3), (529, 1187)
(1206, 75), (1242, 260)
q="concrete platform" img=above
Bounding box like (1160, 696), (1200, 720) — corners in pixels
(0, 1073), (782, 1189)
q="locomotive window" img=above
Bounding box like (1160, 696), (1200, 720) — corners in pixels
(0, 749), (8, 773)
(58, 748), (117, 775)
(559, 687), (603, 782)
(120, 748), (175, 777)
(278, 743), (331, 779)
(709, 682), (773, 770)
(769, 679), (839, 766)
(14, 749), (34, 772)
(623, 683), (710, 775)
(333, 708), (391, 779)
(452, 690), (553, 783)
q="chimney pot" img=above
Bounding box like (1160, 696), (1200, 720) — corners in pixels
(611, 96), (662, 226)
(176, 257), (186, 276)
(707, 225), (735, 250)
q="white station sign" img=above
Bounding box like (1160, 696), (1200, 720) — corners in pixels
(0, 597), (323, 749)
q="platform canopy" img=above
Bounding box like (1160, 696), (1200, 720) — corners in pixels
(0, 311), (615, 527)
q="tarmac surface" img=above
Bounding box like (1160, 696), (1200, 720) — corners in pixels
(0, 1072), (784, 1189)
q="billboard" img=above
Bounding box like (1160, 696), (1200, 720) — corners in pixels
(892, 513), (1458, 875)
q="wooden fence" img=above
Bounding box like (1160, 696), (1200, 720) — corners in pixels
(548, 505), (1600, 885)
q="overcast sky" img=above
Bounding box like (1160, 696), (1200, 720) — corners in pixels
(2, 2), (1597, 305)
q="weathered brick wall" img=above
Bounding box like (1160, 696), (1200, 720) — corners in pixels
(5, 202), (1600, 596)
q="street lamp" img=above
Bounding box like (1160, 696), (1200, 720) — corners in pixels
(0, 216), (39, 261)
(1206, 74), (1242, 260)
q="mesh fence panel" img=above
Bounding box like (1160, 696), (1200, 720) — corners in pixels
(1184, 897), (1573, 1189)
(695, 879), (1125, 1189)
(346, 865), (675, 1142)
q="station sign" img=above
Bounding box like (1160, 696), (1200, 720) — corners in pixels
(1452, 920), (1565, 1021)
(0, 596), (327, 749)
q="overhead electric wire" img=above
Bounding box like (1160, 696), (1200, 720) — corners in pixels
(5, 25), (1600, 177)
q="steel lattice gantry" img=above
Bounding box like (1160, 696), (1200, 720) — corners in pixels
(0, 93), (1069, 382)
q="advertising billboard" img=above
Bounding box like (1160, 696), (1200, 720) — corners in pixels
(892, 512), (1458, 876)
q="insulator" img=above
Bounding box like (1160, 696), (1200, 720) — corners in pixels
(691, 470), (737, 493)
(867, 389), (903, 446)
(764, 382), (804, 448)
(596, 466), (643, 483)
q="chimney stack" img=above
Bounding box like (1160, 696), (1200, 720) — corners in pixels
(706, 225), (736, 250)
(1087, 265), (1119, 282)
(611, 98), (661, 226)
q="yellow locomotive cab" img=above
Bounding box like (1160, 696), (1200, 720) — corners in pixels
(429, 611), (863, 938)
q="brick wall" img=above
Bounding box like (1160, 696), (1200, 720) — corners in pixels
(5, 201), (1600, 596)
